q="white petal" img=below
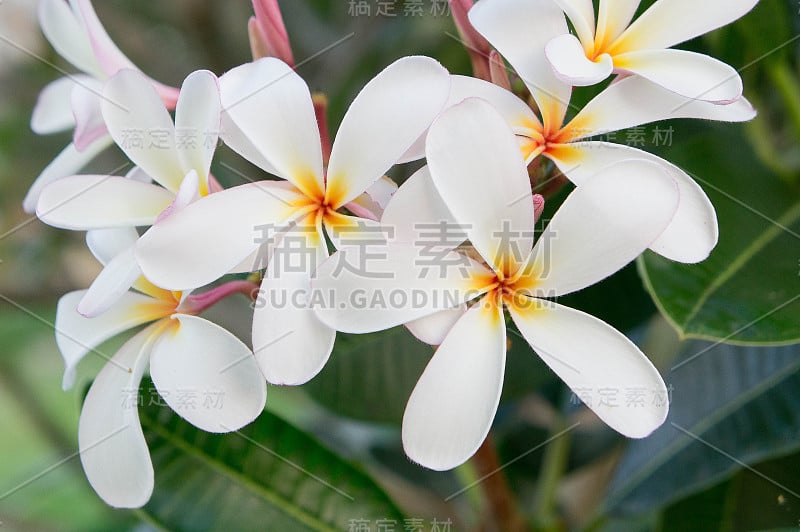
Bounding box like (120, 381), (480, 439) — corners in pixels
(564, 75), (756, 141)
(219, 110), (280, 176)
(71, 0), (136, 75)
(381, 166), (459, 247)
(312, 245), (491, 334)
(153, 170), (200, 223)
(23, 137), (113, 213)
(324, 213), (387, 251)
(596, 0), (640, 46)
(614, 49), (742, 103)
(615, 0), (759, 51)
(525, 159), (679, 297)
(86, 227), (140, 265)
(469, 0), (571, 129)
(345, 176), (398, 221)
(326, 56), (450, 208)
(56, 290), (167, 390)
(545, 34), (614, 86)
(136, 181), (303, 290)
(508, 301), (668, 438)
(71, 78), (108, 150)
(124, 166), (154, 183)
(254, 236), (335, 385)
(31, 76), (78, 134)
(78, 246), (142, 318)
(547, 142), (717, 263)
(219, 58), (324, 197)
(149, 315), (266, 432)
(102, 69), (183, 192)
(78, 325), (155, 508)
(174, 70), (221, 184)
(551, 0), (596, 49)
(402, 301), (505, 470)
(38, 0), (101, 76)
(447, 75), (541, 135)
(37, 175), (174, 230)
(405, 305), (467, 346)
(426, 98), (534, 274)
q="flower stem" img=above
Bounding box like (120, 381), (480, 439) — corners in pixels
(180, 280), (260, 315)
(473, 434), (528, 532)
(533, 417), (571, 531)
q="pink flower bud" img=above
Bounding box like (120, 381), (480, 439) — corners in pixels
(449, 0), (492, 81)
(250, 0), (295, 66)
(533, 194), (545, 223)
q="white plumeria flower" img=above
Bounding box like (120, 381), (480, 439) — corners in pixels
(473, 0), (757, 103)
(36, 68), (221, 317)
(24, 0), (180, 213)
(442, 1), (757, 264)
(313, 98), (681, 470)
(135, 56), (451, 386)
(56, 227), (265, 508)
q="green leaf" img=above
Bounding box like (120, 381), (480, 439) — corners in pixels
(660, 451), (800, 532)
(137, 380), (404, 531)
(639, 126), (800, 344)
(604, 341), (800, 515)
(306, 326), (556, 424)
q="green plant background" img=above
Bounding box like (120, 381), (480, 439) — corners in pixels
(0, 0), (799, 530)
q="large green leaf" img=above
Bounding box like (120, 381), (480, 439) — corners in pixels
(305, 325), (556, 424)
(136, 380), (404, 531)
(639, 126), (800, 344)
(659, 451), (800, 531)
(604, 341), (800, 515)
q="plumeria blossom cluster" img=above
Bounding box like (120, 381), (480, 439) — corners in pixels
(27, 0), (758, 507)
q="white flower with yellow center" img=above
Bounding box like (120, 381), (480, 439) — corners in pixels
(313, 98), (680, 470)
(135, 56), (451, 386)
(57, 229), (265, 508)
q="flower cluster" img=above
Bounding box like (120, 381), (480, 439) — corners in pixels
(28, 0), (758, 507)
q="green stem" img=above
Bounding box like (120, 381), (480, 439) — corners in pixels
(767, 61), (800, 144)
(534, 417), (571, 531)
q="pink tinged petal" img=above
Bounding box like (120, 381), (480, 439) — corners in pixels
(36, 175), (175, 230)
(31, 76), (79, 134)
(149, 315), (266, 432)
(102, 69), (184, 192)
(125, 166), (153, 183)
(254, 237), (335, 385)
(426, 98), (535, 274)
(56, 290), (164, 390)
(78, 245), (142, 318)
(136, 181), (303, 291)
(566, 76), (756, 141)
(174, 70), (221, 184)
(326, 56), (451, 208)
(596, 0), (640, 46)
(614, 49), (742, 103)
(71, 0), (137, 75)
(525, 159), (679, 298)
(312, 245), (492, 334)
(38, 0), (101, 76)
(405, 305), (467, 346)
(344, 176), (398, 222)
(548, 142), (717, 263)
(402, 301), (506, 470)
(218, 58), (324, 196)
(545, 34), (614, 86)
(381, 166), (458, 247)
(615, 0), (759, 51)
(508, 301), (668, 438)
(450, 0), (492, 81)
(154, 170), (200, 224)
(23, 136), (113, 213)
(86, 227), (140, 264)
(551, 0), (596, 49)
(78, 325), (156, 508)
(469, 0), (571, 129)
(70, 78), (108, 151)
